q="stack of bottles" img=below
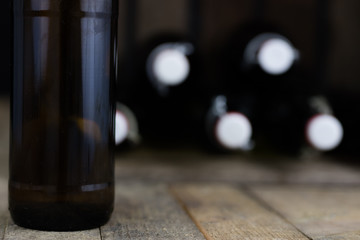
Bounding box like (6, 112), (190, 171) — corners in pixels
(115, 23), (344, 156)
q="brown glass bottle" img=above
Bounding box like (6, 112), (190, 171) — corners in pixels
(10, 0), (118, 231)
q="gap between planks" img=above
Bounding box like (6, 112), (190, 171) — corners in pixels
(170, 183), (309, 240)
(100, 181), (205, 240)
(250, 185), (360, 240)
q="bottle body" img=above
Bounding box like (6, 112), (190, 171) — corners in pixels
(10, 0), (118, 231)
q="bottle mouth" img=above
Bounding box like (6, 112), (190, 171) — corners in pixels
(257, 38), (297, 75)
(115, 110), (129, 145)
(306, 114), (344, 151)
(148, 44), (191, 86)
(214, 112), (253, 150)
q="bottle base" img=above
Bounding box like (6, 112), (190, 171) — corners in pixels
(10, 202), (113, 231)
(8, 182), (114, 231)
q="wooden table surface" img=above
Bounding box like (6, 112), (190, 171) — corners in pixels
(0, 97), (360, 239)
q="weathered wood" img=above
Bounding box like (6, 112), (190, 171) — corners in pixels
(0, 179), (7, 211)
(115, 149), (360, 185)
(0, 179), (7, 240)
(101, 182), (205, 240)
(0, 178), (8, 240)
(315, 231), (360, 240)
(171, 183), (308, 240)
(0, 213), (7, 240)
(115, 153), (281, 183)
(4, 221), (101, 240)
(0, 98), (9, 179)
(0, 209), (7, 239)
(251, 186), (360, 239)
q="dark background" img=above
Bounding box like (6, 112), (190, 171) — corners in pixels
(114, 0), (360, 156)
(3, 0), (360, 156)
(115, 0), (360, 95)
(0, 0), (11, 94)
(3, 0), (360, 96)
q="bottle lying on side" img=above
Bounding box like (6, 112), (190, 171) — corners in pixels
(260, 94), (343, 156)
(139, 33), (198, 99)
(220, 22), (300, 95)
(204, 95), (256, 152)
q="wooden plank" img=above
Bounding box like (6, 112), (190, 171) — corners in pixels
(0, 179), (7, 212)
(171, 184), (309, 240)
(0, 98), (9, 179)
(4, 222), (101, 240)
(0, 213), (7, 240)
(0, 178), (8, 240)
(115, 151), (284, 183)
(251, 185), (360, 239)
(315, 231), (360, 240)
(101, 182), (205, 240)
(115, 149), (360, 185)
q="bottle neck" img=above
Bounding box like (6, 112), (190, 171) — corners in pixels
(305, 114), (343, 151)
(243, 33), (299, 75)
(146, 42), (193, 87)
(214, 112), (253, 151)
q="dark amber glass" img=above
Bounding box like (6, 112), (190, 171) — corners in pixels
(10, 0), (118, 231)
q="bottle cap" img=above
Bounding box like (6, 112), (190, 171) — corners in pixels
(306, 114), (343, 151)
(115, 110), (129, 145)
(257, 38), (296, 75)
(215, 112), (252, 150)
(151, 48), (190, 86)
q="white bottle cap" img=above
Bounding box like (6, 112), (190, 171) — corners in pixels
(306, 114), (343, 151)
(257, 38), (296, 75)
(215, 112), (252, 150)
(115, 110), (129, 145)
(152, 48), (190, 86)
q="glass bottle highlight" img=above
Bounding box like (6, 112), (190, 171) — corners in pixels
(10, 0), (118, 231)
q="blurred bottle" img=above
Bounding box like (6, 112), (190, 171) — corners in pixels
(204, 95), (256, 152)
(118, 34), (199, 142)
(115, 102), (141, 150)
(118, 34), (197, 102)
(142, 34), (197, 98)
(221, 23), (300, 95)
(261, 94), (343, 155)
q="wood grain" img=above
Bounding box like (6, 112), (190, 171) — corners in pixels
(101, 182), (205, 240)
(251, 186), (360, 239)
(0, 213), (7, 240)
(0, 179), (7, 212)
(0, 178), (7, 240)
(0, 98), (9, 179)
(171, 183), (309, 240)
(315, 231), (360, 240)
